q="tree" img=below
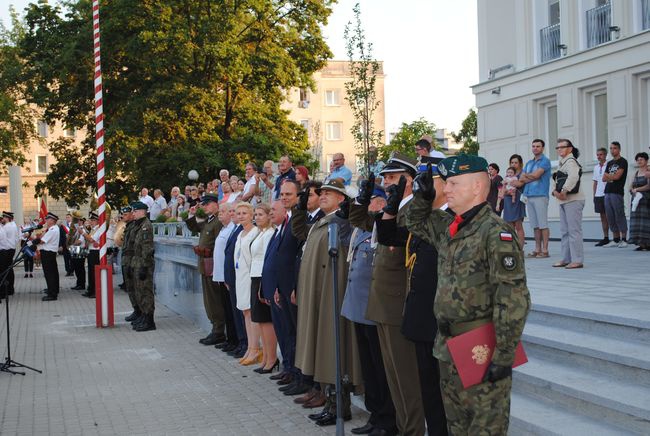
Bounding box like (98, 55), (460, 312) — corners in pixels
(0, 9), (36, 174)
(452, 108), (479, 155)
(379, 118), (439, 162)
(15, 0), (334, 206)
(344, 2), (383, 176)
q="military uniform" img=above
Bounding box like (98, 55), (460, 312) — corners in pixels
(406, 155), (531, 435)
(119, 207), (139, 320)
(185, 193), (226, 344)
(130, 202), (156, 331)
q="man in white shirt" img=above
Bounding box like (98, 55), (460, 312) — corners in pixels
(150, 189), (168, 220)
(36, 212), (61, 301)
(0, 211), (20, 298)
(593, 147), (610, 246)
(212, 202), (236, 348)
(415, 135), (446, 159)
(139, 187), (154, 211)
(241, 162), (259, 203)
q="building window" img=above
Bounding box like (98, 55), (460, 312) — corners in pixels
(298, 88), (309, 108)
(300, 119), (310, 138)
(586, 1), (611, 48)
(0, 186), (7, 194)
(64, 127), (75, 138)
(36, 155), (48, 174)
(325, 122), (342, 140)
(593, 92), (608, 152)
(37, 120), (48, 138)
(643, 0), (650, 30)
(545, 104), (559, 162)
(325, 89), (341, 106)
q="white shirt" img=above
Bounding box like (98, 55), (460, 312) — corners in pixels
(592, 161), (608, 197)
(244, 176), (257, 196)
(0, 221), (19, 250)
(40, 225), (60, 252)
(308, 208), (321, 221)
(150, 195), (168, 220)
(429, 149), (446, 158)
(139, 194), (154, 210)
(250, 227), (275, 277)
(212, 221), (235, 283)
(88, 226), (102, 251)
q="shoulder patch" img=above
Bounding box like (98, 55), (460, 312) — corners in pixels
(499, 232), (513, 242)
(501, 254), (517, 271)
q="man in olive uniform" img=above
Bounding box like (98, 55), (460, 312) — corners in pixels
(186, 193), (226, 345)
(406, 155), (531, 435)
(119, 206), (140, 322)
(130, 201), (157, 332)
(349, 153), (426, 436)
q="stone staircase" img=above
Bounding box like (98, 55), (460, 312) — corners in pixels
(509, 304), (650, 435)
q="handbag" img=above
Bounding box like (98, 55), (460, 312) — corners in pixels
(553, 158), (582, 194)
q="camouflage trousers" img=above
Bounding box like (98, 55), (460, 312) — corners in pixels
(132, 266), (155, 315)
(439, 360), (512, 436)
(122, 265), (137, 309)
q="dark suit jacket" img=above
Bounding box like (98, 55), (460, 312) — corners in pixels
(261, 228), (280, 300)
(223, 225), (243, 287)
(274, 214), (301, 295)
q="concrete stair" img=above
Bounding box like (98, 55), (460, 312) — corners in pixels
(509, 304), (650, 435)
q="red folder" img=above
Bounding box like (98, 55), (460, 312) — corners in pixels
(446, 322), (527, 389)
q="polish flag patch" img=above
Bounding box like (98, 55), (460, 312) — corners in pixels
(500, 232), (513, 241)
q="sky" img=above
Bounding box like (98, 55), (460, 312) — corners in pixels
(1, 0), (479, 134)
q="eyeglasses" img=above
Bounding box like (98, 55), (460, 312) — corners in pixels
(555, 146), (569, 150)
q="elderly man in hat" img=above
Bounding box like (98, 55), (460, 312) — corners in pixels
(291, 179), (361, 427)
(33, 212), (61, 301)
(186, 193), (227, 345)
(348, 152), (427, 436)
(0, 211), (20, 298)
(128, 201), (156, 331)
(406, 155), (530, 435)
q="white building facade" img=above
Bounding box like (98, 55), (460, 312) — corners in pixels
(473, 0), (650, 239)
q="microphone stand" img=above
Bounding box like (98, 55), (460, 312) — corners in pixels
(0, 247), (42, 375)
(328, 222), (344, 436)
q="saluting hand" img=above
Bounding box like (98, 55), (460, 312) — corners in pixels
(383, 175), (406, 215)
(296, 189), (309, 211)
(356, 173), (375, 206)
(335, 198), (350, 219)
(413, 162), (436, 202)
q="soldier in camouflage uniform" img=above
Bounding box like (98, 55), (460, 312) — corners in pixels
(406, 155), (531, 435)
(119, 206), (140, 322)
(129, 201), (157, 332)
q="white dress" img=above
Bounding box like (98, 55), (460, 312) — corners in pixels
(249, 227), (275, 278)
(234, 226), (259, 311)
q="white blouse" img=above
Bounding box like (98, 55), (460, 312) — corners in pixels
(249, 226), (275, 277)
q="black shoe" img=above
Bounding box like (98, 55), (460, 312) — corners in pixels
(227, 345), (243, 356)
(119, 283), (126, 289)
(233, 348), (246, 359)
(279, 380), (298, 392)
(270, 371), (288, 381)
(308, 408), (331, 421)
(125, 309), (141, 322)
(135, 314), (156, 332)
(132, 314), (146, 329)
(82, 292), (95, 298)
(368, 428), (396, 436)
(29, 274), (33, 278)
(71, 285), (85, 290)
(315, 412), (351, 427)
(200, 334), (226, 346)
(42, 295), (58, 301)
(221, 343), (238, 352)
(65, 272), (74, 277)
(351, 423), (374, 435)
(24, 274), (28, 278)
(255, 359), (280, 374)
(42, 289), (49, 293)
(595, 238), (610, 247)
(276, 373), (293, 386)
(283, 382), (311, 396)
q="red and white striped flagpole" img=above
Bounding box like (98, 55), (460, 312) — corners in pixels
(93, 0), (114, 327)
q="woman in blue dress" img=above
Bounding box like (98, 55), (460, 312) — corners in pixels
(502, 154), (526, 247)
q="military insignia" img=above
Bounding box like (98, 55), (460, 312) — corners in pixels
(502, 255), (516, 271)
(459, 164), (470, 170)
(499, 232), (513, 241)
(439, 162), (448, 176)
(471, 344), (490, 365)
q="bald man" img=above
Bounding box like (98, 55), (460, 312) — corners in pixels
(406, 155), (530, 435)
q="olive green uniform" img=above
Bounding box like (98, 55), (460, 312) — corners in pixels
(121, 221), (137, 309)
(407, 198), (530, 435)
(130, 217), (155, 315)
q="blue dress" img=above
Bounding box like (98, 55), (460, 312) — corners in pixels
(502, 174), (526, 222)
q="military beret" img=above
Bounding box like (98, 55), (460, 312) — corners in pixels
(130, 201), (148, 211)
(200, 193), (220, 205)
(438, 154), (489, 181)
(2, 211), (14, 219)
(120, 206), (133, 214)
(316, 179), (348, 198)
(417, 156), (444, 176)
(379, 152), (418, 178)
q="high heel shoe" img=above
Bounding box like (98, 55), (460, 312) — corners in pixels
(240, 349), (263, 366)
(256, 359), (279, 374)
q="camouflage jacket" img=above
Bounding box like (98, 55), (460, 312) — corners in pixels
(130, 217), (154, 270)
(406, 197), (530, 366)
(121, 220), (135, 268)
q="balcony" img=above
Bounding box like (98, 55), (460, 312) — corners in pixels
(586, 3), (611, 48)
(643, 0), (650, 30)
(540, 23), (561, 63)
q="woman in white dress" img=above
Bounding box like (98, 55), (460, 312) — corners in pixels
(233, 202), (260, 365)
(248, 204), (278, 373)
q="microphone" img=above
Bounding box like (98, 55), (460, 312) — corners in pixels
(328, 222), (340, 257)
(22, 223), (43, 233)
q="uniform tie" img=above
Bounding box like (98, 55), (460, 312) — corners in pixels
(449, 215), (463, 238)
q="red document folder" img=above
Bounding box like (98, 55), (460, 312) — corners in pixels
(446, 322), (527, 389)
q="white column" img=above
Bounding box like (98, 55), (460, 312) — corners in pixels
(8, 166), (24, 226)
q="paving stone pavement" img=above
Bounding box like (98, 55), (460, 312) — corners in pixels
(0, 261), (368, 435)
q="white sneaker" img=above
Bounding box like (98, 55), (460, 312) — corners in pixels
(603, 241), (619, 248)
(618, 240), (628, 248)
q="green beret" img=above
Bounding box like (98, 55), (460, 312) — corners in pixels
(130, 201), (148, 211)
(200, 193), (220, 205)
(438, 154), (488, 180)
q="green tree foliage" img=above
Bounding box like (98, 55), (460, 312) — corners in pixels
(452, 108), (479, 155)
(379, 117), (439, 162)
(0, 9), (36, 173)
(16, 0), (334, 205)
(344, 2), (382, 176)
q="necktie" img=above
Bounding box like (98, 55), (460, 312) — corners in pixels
(449, 215), (463, 238)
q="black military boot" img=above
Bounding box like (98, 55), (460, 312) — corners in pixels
(125, 307), (141, 322)
(135, 313), (156, 332)
(131, 313), (146, 329)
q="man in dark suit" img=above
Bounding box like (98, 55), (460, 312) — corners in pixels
(222, 206), (245, 357)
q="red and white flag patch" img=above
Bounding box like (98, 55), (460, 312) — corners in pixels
(499, 232), (513, 241)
